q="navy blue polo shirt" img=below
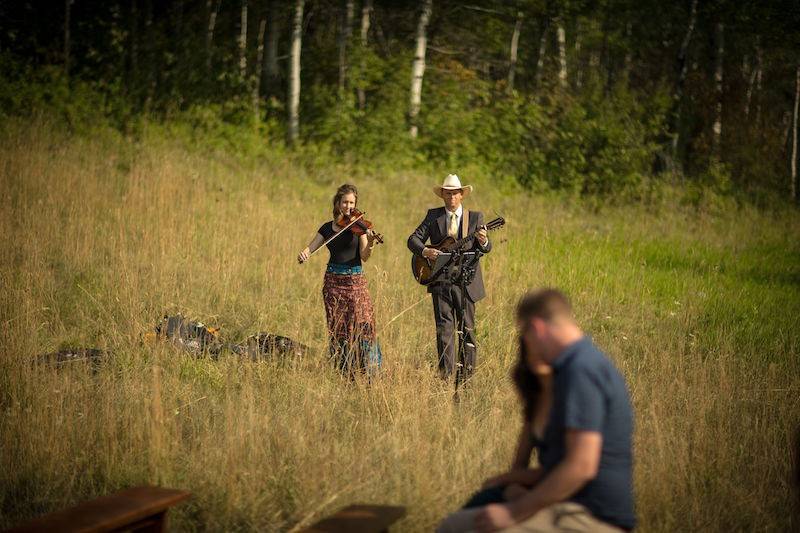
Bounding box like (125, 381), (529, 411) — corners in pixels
(539, 336), (636, 530)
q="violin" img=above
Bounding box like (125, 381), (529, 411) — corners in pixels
(336, 208), (384, 244)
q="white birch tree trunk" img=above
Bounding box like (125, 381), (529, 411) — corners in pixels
(357, 0), (372, 110)
(239, 0), (248, 79)
(409, 0), (432, 139)
(253, 17), (266, 121)
(265, 0), (280, 85)
(338, 0), (355, 93)
(744, 42), (762, 123)
(791, 64), (799, 202)
(556, 18), (568, 89)
(507, 11), (523, 93)
(288, 0), (305, 144)
(712, 22), (724, 157)
(534, 19), (548, 88)
(206, 0), (222, 75)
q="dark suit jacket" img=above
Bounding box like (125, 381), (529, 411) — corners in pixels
(407, 207), (492, 302)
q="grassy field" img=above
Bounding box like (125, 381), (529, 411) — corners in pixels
(1, 117), (799, 531)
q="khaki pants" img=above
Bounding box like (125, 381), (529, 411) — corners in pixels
(437, 502), (625, 533)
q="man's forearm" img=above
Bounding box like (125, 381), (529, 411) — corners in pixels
(511, 424), (534, 470)
(509, 461), (592, 522)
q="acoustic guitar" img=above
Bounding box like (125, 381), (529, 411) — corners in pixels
(411, 216), (505, 285)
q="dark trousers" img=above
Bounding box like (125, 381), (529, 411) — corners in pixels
(463, 485), (507, 508)
(432, 283), (476, 377)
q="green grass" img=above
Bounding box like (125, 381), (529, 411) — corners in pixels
(1, 116), (799, 531)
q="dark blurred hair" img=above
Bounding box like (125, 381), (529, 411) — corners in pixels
(512, 336), (540, 422)
(512, 289), (571, 422)
(332, 183), (358, 217)
(516, 288), (573, 323)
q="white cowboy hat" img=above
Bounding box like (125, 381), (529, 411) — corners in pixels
(433, 174), (473, 198)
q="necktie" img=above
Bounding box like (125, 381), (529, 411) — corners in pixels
(448, 212), (458, 237)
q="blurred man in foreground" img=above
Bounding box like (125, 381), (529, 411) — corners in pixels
(438, 289), (636, 532)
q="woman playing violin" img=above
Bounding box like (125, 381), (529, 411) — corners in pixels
(297, 183), (382, 377)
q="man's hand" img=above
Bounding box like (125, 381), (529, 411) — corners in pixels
(422, 247), (440, 260)
(476, 226), (488, 246)
(503, 483), (528, 501)
(474, 504), (517, 532)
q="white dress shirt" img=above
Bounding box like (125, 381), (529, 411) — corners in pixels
(446, 205), (463, 237)
(444, 204), (489, 247)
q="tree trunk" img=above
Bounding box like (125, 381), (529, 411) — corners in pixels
(239, 0), (248, 79)
(791, 64), (799, 202)
(64, 0), (71, 77)
(265, 0), (280, 86)
(131, 0), (139, 84)
(670, 0), (698, 158)
(623, 21), (632, 85)
(574, 20), (582, 90)
(755, 40), (763, 126)
(534, 18), (548, 88)
(206, 0), (222, 75)
(408, 0), (432, 139)
(357, 0), (372, 110)
(712, 22), (724, 158)
(173, 0), (184, 87)
(338, 0), (355, 93)
(253, 17), (266, 122)
(143, 0), (155, 110)
(556, 18), (568, 89)
(507, 11), (523, 94)
(287, 0), (305, 144)
(744, 41), (762, 123)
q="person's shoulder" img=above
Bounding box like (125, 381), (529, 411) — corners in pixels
(565, 339), (609, 375)
(427, 207), (444, 217)
(572, 339), (628, 387)
(318, 220), (333, 234)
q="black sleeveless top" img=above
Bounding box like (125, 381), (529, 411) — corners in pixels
(318, 221), (361, 267)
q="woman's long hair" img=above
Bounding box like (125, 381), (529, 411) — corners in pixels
(512, 337), (541, 422)
(332, 183), (359, 218)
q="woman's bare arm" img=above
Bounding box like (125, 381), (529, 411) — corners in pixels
(481, 420), (538, 489)
(298, 233), (325, 263)
(511, 421), (535, 470)
(359, 232), (376, 261)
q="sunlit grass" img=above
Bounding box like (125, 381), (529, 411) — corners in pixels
(1, 118), (798, 531)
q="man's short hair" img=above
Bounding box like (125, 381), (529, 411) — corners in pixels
(516, 288), (573, 323)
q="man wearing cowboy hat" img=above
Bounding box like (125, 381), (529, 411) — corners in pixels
(408, 174), (491, 379)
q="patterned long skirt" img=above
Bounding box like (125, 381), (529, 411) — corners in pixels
(322, 271), (382, 377)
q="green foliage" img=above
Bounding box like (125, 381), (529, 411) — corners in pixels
(0, 53), (109, 135)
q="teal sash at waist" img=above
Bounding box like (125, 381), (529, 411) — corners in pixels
(326, 263), (363, 275)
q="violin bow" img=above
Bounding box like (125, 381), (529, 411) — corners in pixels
(304, 212), (365, 262)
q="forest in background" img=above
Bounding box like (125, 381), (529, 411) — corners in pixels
(2, 2), (800, 531)
(2, 0), (800, 202)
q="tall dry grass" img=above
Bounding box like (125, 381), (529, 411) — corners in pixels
(1, 117), (799, 531)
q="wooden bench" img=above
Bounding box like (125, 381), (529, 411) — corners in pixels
(300, 504), (406, 533)
(5, 486), (191, 533)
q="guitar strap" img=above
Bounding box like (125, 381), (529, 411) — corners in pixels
(462, 208), (469, 240)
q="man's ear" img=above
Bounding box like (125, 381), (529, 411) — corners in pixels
(532, 317), (547, 338)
